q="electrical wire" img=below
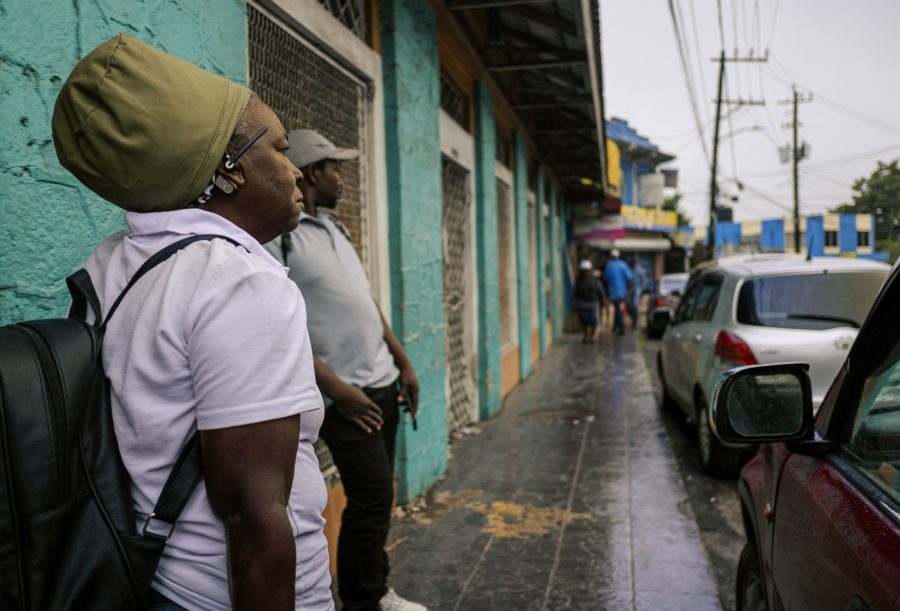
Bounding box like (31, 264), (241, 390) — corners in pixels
(667, 0), (711, 165)
(765, 0), (781, 51)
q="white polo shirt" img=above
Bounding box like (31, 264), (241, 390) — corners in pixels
(83, 209), (333, 610)
(264, 211), (398, 392)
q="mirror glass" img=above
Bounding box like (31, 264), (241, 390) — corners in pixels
(727, 373), (804, 437)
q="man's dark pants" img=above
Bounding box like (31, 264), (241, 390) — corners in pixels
(611, 298), (625, 333)
(319, 383), (399, 611)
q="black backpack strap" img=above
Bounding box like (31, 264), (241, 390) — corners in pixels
(67, 269), (102, 323)
(141, 432), (203, 541)
(102, 234), (241, 328)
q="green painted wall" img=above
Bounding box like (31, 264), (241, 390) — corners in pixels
(535, 165), (546, 355)
(513, 132), (531, 379)
(474, 82), (501, 419)
(380, 0), (447, 503)
(0, 0), (248, 325)
(549, 187), (562, 339)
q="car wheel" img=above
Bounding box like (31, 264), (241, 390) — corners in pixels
(657, 355), (676, 413)
(736, 542), (768, 611)
(697, 395), (737, 478)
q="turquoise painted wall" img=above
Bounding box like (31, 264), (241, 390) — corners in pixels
(513, 133), (532, 378)
(380, 0), (447, 503)
(0, 0), (248, 325)
(549, 187), (561, 339)
(535, 165), (547, 355)
(474, 82), (502, 420)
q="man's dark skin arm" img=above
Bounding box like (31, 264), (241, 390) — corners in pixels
(378, 309), (419, 415)
(313, 355), (384, 433)
(202, 415), (300, 610)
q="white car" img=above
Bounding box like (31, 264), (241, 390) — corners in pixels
(655, 253), (889, 476)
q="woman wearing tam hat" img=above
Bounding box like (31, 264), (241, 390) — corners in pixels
(54, 34), (332, 610)
(572, 259), (606, 343)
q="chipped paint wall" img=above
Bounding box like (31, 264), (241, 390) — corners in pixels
(0, 0), (247, 325)
(474, 82), (501, 420)
(513, 132), (532, 379)
(380, 0), (448, 503)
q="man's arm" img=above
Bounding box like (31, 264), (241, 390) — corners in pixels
(378, 308), (419, 415)
(202, 415), (300, 611)
(313, 355), (383, 433)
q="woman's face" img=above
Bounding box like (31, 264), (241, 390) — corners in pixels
(230, 101), (304, 243)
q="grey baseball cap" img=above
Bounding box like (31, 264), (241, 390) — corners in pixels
(287, 129), (359, 168)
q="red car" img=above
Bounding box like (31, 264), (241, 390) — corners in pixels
(711, 263), (900, 611)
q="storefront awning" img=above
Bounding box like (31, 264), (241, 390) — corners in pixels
(583, 237), (672, 252)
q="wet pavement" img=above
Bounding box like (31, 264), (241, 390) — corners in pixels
(385, 333), (723, 610)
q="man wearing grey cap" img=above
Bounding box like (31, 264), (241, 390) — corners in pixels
(266, 130), (425, 611)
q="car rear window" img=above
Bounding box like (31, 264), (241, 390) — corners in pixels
(736, 271), (885, 330)
(659, 277), (687, 295)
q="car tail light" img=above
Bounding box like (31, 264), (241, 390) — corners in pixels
(654, 296), (665, 307)
(715, 331), (758, 366)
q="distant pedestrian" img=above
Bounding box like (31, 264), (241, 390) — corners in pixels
(573, 259), (606, 343)
(266, 130), (425, 611)
(627, 256), (649, 329)
(603, 249), (633, 335)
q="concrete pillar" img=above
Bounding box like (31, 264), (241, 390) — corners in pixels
(474, 83), (502, 419)
(513, 132), (532, 379)
(0, 0), (247, 325)
(535, 165), (547, 355)
(549, 187), (562, 340)
(380, 0), (447, 503)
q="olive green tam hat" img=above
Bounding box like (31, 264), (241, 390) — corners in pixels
(52, 34), (251, 212)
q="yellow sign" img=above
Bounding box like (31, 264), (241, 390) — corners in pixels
(621, 204), (677, 230)
(606, 139), (621, 197)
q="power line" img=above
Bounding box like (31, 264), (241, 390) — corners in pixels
(687, 0), (709, 119)
(765, 0), (781, 50)
(667, 0), (711, 165)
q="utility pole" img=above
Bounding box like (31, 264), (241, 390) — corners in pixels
(779, 85), (813, 253)
(708, 52), (767, 259)
(708, 50), (725, 257)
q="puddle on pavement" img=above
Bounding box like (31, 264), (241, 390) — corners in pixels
(413, 489), (592, 538)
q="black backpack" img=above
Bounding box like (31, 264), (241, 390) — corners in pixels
(0, 234), (236, 610)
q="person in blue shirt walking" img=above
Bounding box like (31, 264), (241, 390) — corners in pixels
(602, 249), (633, 335)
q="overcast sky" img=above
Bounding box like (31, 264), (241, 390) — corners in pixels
(600, 0), (900, 227)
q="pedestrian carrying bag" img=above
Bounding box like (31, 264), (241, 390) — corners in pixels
(0, 235), (236, 610)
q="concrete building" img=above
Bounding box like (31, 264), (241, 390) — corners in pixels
(1, 0), (612, 563)
(694, 213), (886, 260)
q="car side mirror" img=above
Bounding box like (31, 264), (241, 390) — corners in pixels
(650, 307), (675, 328)
(711, 363), (815, 445)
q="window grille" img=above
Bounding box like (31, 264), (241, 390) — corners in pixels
(857, 231), (870, 247)
(440, 73), (468, 128)
(825, 230), (839, 248)
(442, 158), (474, 433)
(317, 0), (367, 42)
(249, 4), (369, 270)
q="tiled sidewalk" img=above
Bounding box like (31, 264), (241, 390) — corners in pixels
(383, 334), (722, 610)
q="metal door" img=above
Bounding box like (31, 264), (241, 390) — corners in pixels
(442, 158), (474, 433)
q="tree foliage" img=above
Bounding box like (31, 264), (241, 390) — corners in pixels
(663, 193), (691, 227)
(834, 159), (900, 242)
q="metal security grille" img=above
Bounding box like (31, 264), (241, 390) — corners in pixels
(440, 73), (468, 128)
(497, 179), (513, 348)
(317, 0), (367, 41)
(442, 158), (474, 433)
(249, 4), (370, 482)
(248, 4), (369, 269)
